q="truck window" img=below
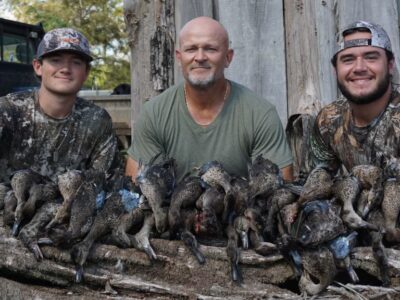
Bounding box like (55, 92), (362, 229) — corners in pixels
(0, 18), (44, 96)
(2, 32), (35, 64)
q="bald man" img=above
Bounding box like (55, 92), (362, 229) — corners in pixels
(125, 17), (293, 182)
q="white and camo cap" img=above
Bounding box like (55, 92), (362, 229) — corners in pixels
(37, 28), (93, 62)
(332, 20), (393, 63)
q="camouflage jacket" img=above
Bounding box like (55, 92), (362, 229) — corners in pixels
(310, 91), (400, 172)
(0, 91), (118, 183)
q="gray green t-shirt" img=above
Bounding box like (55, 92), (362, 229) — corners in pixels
(129, 81), (292, 181)
(0, 91), (118, 183)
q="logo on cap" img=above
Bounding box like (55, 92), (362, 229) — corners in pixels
(37, 28), (93, 62)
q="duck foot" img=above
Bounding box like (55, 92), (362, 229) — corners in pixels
(181, 231), (205, 264)
(28, 243), (44, 261)
(12, 221), (21, 236)
(75, 265), (84, 283)
(143, 244), (157, 261)
(347, 266), (359, 283)
(230, 262), (243, 284)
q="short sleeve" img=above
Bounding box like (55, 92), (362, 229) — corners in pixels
(251, 106), (293, 169)
(127, 102), (164, 163)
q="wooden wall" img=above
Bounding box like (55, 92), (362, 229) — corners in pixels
(124, 0), (400, 129)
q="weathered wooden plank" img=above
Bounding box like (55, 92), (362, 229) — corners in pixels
(123, 0), (175, 137)
(217, 0), (288, 124)
(284, 0), (337, 116)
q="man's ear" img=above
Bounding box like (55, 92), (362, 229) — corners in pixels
(32, 59), (42, 76)
(225, 48), (234, 68)
(175, 49), (182, 66)
(389, 58), (395, 75)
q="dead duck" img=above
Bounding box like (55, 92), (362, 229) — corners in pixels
(198, 161), (232, 195)
(229, 176), (250, 217)
(195, 186), (225, 238)
(198, 161), (233, 223)
(226, 220), (243, 283)
(0, 182), (10, 210)
(275, 233), (303, 278)
(233, 215), (251, 250)
(19, 201), (60, 261)
(17, 183), (59, 233)
(328, 231), (359, 283)
(264, 187), (297, 242)
(176, 208), (206, 264)
(248, 155), (281, 205)
(240, 208), (278, 255)
(351, 164), (383, 218)
(46, 171), (105, 247)
(3, 190), (17, 227)
(130, 211), (158, 260)
(299, 247), (337, 296)
(71, 190), (142, 283)
(295, 200), (346, 248)
(10, 169), (47, 236)
(381, 159), (400, 243)
(168, 175), (203, 240)
(364, 210), (391, 286)
(382, 179), (400, 242)
(298, 164), (333, 206)
(45, 170), (85, 230)
(136, 156), (176, 234)
(333, 175), (378, 231)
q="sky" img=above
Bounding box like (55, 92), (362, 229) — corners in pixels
(0, 1), (16, 20)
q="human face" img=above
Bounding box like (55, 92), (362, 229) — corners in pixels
(176, 22), (233, 89)
(33, 52), (89, 96)
(335, 31), (394, 105)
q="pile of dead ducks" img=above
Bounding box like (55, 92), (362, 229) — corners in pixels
(1, 154), (400, 295)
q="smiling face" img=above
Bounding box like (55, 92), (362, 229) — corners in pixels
(176, 17), (233, 89)
(33, 51), (89, 96)
(335, 31), (394, 105)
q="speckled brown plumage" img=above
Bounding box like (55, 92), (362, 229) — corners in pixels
(46, 170), (84, 230)
(248, 155), (281, 203)
(10, 169), (47, 235)
(19, 201), (60, 261)
(0, 183), (10, 210)
(71, 193), (145, 283)
(168, 175), (203, 240)
(195, 187), (225, 238)
(299, 247), (337, 296)
(136, 157), (176, 234)
(298, 164), (333, 205)
(351, 164), (383, 218)
(333, 175), (378, 231)
(382, 179), (400, 242)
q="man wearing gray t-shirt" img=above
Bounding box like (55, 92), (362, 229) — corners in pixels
(125, 17), (293, 182)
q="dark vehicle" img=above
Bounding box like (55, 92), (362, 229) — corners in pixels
(0, 18), (45, 96)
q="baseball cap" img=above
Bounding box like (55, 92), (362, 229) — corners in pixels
(332, 20), (392, 64)
(37, 28), (93, 62)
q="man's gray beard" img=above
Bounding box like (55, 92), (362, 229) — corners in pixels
(187, 73), (216, 89)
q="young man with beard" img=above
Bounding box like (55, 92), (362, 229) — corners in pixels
(310, 21), (398, 171)
(125, 17), (293, 182)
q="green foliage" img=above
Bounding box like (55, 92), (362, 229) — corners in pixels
(4, 0), (130, 90)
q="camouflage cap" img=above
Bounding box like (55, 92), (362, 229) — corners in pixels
(332, 20), (393, 63)
(37, 28), (93, 62)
